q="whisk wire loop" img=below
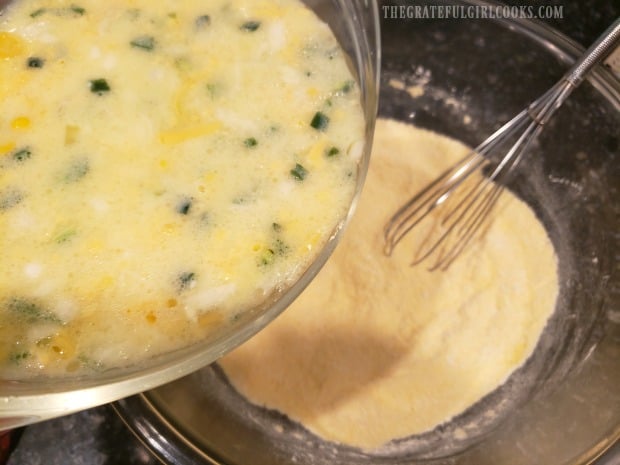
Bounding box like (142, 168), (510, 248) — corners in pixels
(383, 18), (620, 269)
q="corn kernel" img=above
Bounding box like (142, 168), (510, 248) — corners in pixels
(64, 125), (79, 145)
(197, 310), (224, 328)
(163, 222), (178, 233)
(0, 142), (16, 155)
(0, 32), (26, 59)
(50, 334), (76, 360)
(11, 116), (31, 129)
(306, 87), (319, 98)
(159, 122), (222, 144)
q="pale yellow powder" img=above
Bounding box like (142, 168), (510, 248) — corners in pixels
(219, 118), (558, 449)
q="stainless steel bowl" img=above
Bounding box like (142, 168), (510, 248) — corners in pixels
(114, 1), (620, 464)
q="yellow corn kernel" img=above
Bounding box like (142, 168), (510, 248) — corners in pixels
(307, 138), (328, 167)
(197, 310), (224, 329)
(0, 142), (16, 155)
(0, 32), (26, 59)
(96, 274), (115, 289)
(203, 170), (217, 183)
(163, 222), (178, 234)
(64, 125), (79, 145)
(158, 121), (222, 144)
(159, 159), (168, 169)
(306, 87), (319, 98)
(50, 334), (76, 360)
(11, 116), (31, 129)
(254, 2), (284, 19)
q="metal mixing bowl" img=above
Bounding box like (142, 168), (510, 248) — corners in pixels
(114, 1), (620, 464)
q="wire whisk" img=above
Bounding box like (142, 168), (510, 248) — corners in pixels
(383, 18), (620, 271)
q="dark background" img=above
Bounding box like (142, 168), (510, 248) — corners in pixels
(4, 1), (620, 464)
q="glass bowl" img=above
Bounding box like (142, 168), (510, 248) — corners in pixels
(113, 1), (620, 464)
(0, 0), (380, 431)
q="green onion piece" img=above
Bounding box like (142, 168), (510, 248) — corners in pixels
(240, 20), (261, 32)
(12, 147), (32, 162)
(55, 229), (77, 244)
(9, 351), (31, 364)
(326, 146), (340, 157)
(130, 35), (156, 51)
(176, 198), (193, 215)
(338, 80), (355, 94)
(0, 188), (24, 211)
(30, 8), (46, 17)
(244, 137), (258, 148)
(310, 112), (329, 131)
(27, 57), (45, 68)
(63, 158), (90, 183)
(69, 5), (85, 15)
(195, 14), (211, 28)
(258, 248), (275, 266)
(274, 238), (289, 256)
(8, 297), (62, 323)
(89, 78), (110, 95)
(290, 163), (308, 181)
(177, 272), (196, 291)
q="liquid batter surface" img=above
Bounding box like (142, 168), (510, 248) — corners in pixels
(0, 0), (364, 378)
(220, 118), (559, 450)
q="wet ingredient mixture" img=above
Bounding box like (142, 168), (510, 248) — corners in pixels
(0, 0), (365, 378)
(220, 118), (559, 450)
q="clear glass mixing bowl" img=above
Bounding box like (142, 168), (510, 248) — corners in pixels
(113, 1), (619, 464)
(0, 0), (380, 431)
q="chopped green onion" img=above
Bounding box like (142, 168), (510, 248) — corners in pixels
(9, 351), (31, 364)
(30, 8), (46, 17)
(240, 20), (261, 32)
(274, 238), (289, 255)
(0, 188), (23, 211)
(54, 229), (77, 244)
(27, 57), (45, 68)
(8, 297), (62, 323)
(326, 146), (340, 157)
(12, 147), (32, 162)
(130, 35), (156, 51)
(310, 112), (329, 131)
(176, 198), (193, 215)
(195, 14), (211, 28)
(244, 137), (258, 148)
(257, 248), (275, 266)
(338, 80), (355, 94)
(290, 163), (308, 181)
(63, 158), (90, 183)
(89, 78), (110, 95)
(177, 272), (196, 291)
(69, 4), (85, 15)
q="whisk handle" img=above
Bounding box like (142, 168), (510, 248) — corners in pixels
(565, 17), (620, 86)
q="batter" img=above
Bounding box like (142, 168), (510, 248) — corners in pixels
(220, 118), (559, 449)
(0, 0), (365, 377)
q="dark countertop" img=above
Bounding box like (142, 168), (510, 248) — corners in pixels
(3, 3), (620, 465)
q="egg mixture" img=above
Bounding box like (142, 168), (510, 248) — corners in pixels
(0, 0), (365, 377)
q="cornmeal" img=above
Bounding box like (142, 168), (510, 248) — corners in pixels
(220, 118), (559, 449)
(0, 0), (364, 377)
